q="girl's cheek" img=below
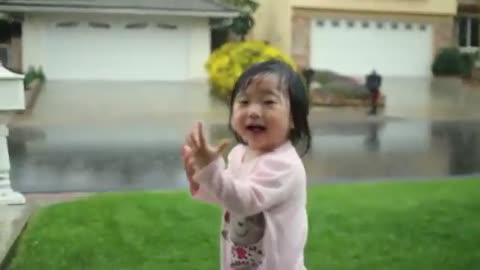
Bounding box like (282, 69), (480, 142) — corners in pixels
(230, 115), (240, 131)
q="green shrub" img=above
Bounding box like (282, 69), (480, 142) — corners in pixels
(432, 48), (466, 77)
(23, 65), (46, 89)
(37, 66), (46, 81)
(460, 52), (476, 79)
(23, 66), (37, 87)
(205, 41), (297, 100)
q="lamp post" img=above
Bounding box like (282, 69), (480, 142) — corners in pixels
(0, 61), (26, 205)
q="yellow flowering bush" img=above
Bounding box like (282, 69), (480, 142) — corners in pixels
(206, 41), (298, 100)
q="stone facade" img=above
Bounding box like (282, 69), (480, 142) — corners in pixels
(433, 18), (455, 53)
(291, 15), (311, 69)
(291, 8), (455, 69)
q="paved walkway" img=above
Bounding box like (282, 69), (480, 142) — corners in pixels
(0, 204), (29, 266)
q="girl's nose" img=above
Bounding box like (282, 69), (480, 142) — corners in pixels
(247, 104), (261, 118)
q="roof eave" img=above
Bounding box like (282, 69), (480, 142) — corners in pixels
(0, 5), (239, 18)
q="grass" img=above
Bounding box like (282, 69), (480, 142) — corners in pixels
(5, 179), (480, 270)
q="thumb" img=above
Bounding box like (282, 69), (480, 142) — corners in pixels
(215, 138), (231, 155)
(182, 145), (191, 157)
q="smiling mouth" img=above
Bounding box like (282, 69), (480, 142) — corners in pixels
(246, 124), (266, 133)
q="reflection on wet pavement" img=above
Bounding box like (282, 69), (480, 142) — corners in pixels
(6, 77), (480, 193)
(7, 120), (480, 193)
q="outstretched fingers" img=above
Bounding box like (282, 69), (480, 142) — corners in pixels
(187, 127), (199, 151)
(197, 122), (207, 149)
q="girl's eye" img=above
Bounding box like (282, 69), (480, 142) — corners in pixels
(238, 99), (249, 105)
(264, 100), (276, 105)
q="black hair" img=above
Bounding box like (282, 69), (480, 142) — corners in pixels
(228, 59), (312, 156)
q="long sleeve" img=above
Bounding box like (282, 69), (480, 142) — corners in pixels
(189, 177), (221, 205)
(189, 145), (242, 205)
(192, 154), (299, 217)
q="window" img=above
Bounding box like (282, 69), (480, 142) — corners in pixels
(0, 47), (7, 65)
(0, 21), (22, 41)
(88, 22), (110, 29)
(457, 16), (479, 48)
(157, 23), (177, 30)
(316, 20), (324, 27)
(362, 21), (369, 28)
(347, 20), (355, 28)
(391, 22), (398, 30)
(376, 22), (383, 29)
(56, 21), (79, 28)
(405, 23), (413, 30)
(331, 20), (339, 27)
(126, 23), (148, 29)
(0, 21), (11, 43)
(419, 24), (427, 31)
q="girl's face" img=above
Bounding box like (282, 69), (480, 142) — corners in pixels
(231, 73), (292, 153)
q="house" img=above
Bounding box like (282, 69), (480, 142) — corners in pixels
(252, 0), (466, 78)
(457, 0), (480, 55)
(0, 0), (237, 81)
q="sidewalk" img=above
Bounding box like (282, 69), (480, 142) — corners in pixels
(0, 204), (30, 267)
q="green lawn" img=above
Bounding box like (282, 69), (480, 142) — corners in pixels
(5, 179), (480, 270)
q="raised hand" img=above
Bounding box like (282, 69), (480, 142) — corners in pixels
(186, 122), (230, 170)
(181, 144), (199, 192)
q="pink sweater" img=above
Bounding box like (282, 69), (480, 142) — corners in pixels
(190, 141), (308, 270)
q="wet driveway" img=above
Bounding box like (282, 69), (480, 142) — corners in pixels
(6, 78), (480, 193)
(7, 120), (480, 193)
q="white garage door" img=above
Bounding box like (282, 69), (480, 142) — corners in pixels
(310, 18), (433, 77)
(44, 18), (189, 81)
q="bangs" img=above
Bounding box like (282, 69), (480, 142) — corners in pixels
(233, 66), (291, 98)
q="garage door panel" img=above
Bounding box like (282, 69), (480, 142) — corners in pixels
(45, 18), (189, 81)
(311, 19), (433, 77)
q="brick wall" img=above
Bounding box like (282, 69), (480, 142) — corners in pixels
(291, 15), (311, 69)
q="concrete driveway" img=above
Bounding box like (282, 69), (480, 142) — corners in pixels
(5, 77), (480, 193)
(378, 77), (480, 120)
(12, 80), (228, 127)
(11, 77), (480, 128)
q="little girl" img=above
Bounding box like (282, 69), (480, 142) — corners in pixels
(182, 60), (311, 270)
